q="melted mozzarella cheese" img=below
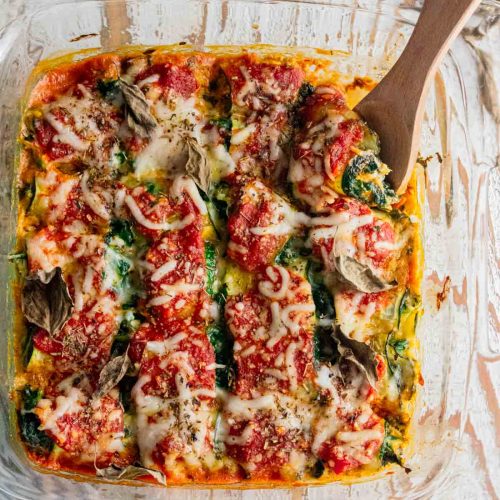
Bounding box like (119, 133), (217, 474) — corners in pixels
(27, 231), (72, 272)
(44, 113), (89, 151)
(234, 65), (257, 106)
(43, 88), (120, 161)
(145, 332), (187, 355)
(80, 171), (111, 221)
(170, 175), (207, 215)
(134, 95), (200, 178)
(231, 123), (257, 145)
(247, 189), (310, 237)
(228, 240), (248, 255)
(239, 345), (256, 357)
(46, 177), (78, 222)
(133, 350), (215, 467)
(137, 74), (160, 88)
(125, 194), (194, 231)
(38, 386), (86, 434)
(267, 301), (287, 348)
(263, 368), (288, 381)
(334, 291), (380, 342)
(280, 303), (315, 334)
(336, 429), (383, 445)
(224, 394), (275, 420)
(310, 212), (353, 227)
(210, 143), (236, 177)
(150, 260), (177, 282)
(258, 266), (290, 300)
(225, 424), (254, 445)
(148, 282), (201, 306)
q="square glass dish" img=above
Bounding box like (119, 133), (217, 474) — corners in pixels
(0, 0), (497, 498)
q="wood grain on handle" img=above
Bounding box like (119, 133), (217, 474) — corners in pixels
(354, 0), (481, 193)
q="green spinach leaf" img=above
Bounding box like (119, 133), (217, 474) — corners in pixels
(19, 385), (54, 454)
(21, 385), (42, 411)
(96, 79), (120, 100)
(342, 152), (397, 210)
(306, 260), (334, 320)
(313, 324), (339, 365)
(207, 323), (236, 390)
(385, 330), (415, 399)
(379, 422), (410, 472)
(107, 219), (135, 246)
(205, 242), (217, 296)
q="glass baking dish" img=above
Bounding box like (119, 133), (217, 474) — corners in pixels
(0, 0), (497, 498)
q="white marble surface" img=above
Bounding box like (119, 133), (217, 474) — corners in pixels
(0, 1), (497, 499)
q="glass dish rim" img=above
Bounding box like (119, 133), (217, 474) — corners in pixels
(0, 0), (493, 496)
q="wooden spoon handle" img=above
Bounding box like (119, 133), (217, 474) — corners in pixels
(354, 0), (481, 194)
(389, 0), (481, 95)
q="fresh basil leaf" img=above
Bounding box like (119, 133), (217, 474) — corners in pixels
(119, 79), (158, 137)
(185, 137), (210, 193)
(22, 267), (74, 335)
(96, 464), (166, 485)
(94, 351), (131, 400)
(334, 254), (396, 293)
(332, 327), (378, 388)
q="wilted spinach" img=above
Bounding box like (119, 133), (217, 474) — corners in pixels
(207, 323), (236, 390)
(342, 152), (397, 210)
(18, 385), (54, 454)
(306, 260), (334, 320)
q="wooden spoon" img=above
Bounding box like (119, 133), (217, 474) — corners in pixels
(354, 0), (481, 194)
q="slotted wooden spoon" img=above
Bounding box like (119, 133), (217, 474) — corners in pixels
(354, 0), (481, 194)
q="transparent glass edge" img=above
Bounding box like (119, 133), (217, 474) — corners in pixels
(0, 0), (495, 498)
